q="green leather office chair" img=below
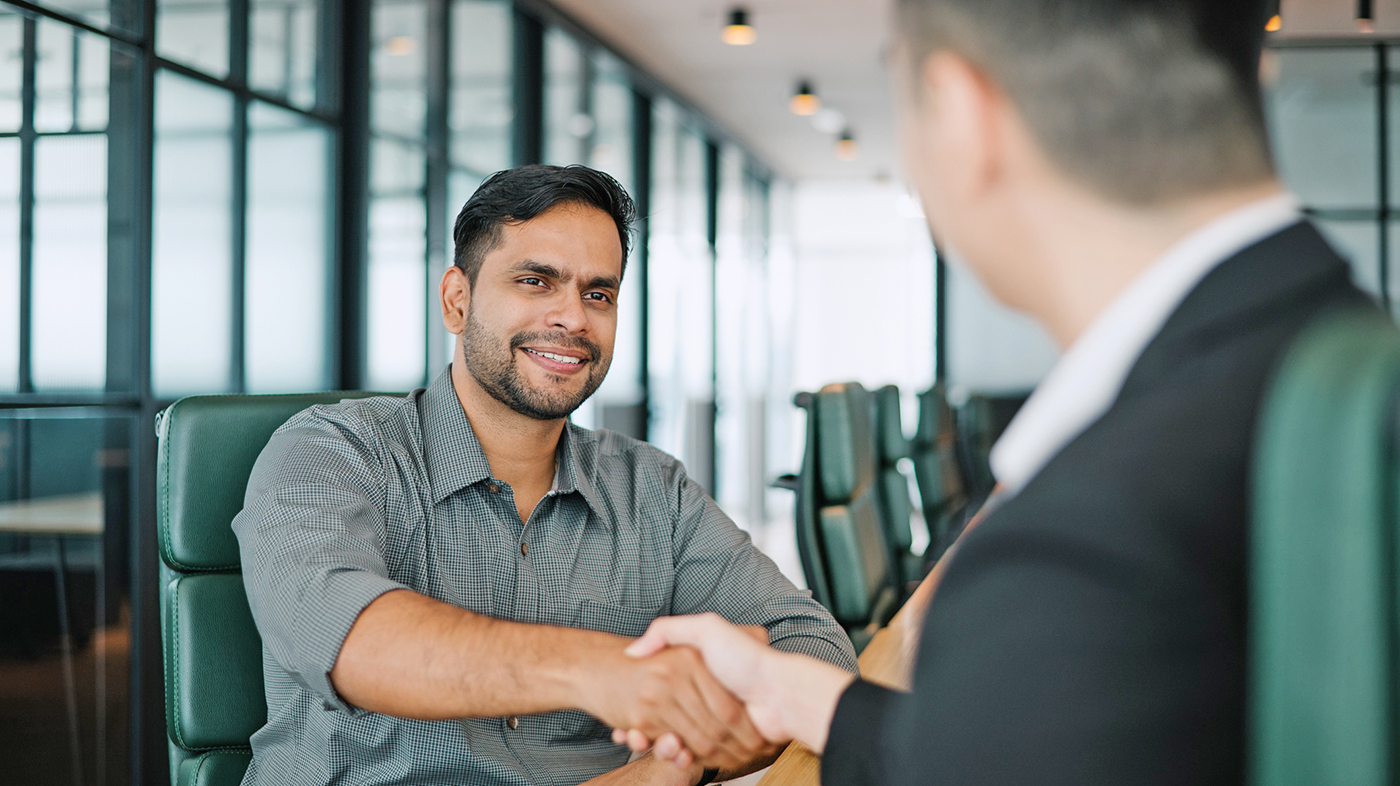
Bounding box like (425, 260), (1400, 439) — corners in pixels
(783, 383), (899, 652)
(873, 385), (925, 587)
(911, 385), (968, 562)
(1251, 308), (1400, 786)
(156, 392), (385, 786)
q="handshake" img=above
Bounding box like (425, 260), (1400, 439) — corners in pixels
(587, 613), (858, 777)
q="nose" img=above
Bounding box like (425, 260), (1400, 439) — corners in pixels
(545, 287), (589, 334)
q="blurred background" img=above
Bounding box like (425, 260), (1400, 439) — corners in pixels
(0, 0), (1395, 782)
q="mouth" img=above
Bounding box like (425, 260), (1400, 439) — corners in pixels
(521, 347), (590, 375)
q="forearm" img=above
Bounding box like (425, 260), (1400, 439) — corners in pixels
(578, 754), (702, 786)
(330, 588), (625, 719)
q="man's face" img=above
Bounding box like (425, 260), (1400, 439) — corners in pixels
(458, 204), (622, 421)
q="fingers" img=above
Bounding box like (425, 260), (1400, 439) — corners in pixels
(626, 613), (725, 658)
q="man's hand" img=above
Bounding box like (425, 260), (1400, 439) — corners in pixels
(581, 642), (772, 773)
(576, 751), (703, 786)
(617, 613), (857, 759)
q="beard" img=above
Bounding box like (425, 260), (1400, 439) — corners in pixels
(461, 305), (610, 421)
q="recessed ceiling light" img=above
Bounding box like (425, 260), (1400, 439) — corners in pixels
(723, 8), (756, 45)
(790, 81), (820, 116)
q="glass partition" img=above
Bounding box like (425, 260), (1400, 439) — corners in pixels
(245, 102), (331, 393)
(151, 72), (234, 397)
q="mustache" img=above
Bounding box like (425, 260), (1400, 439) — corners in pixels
(509, 331), (601, 362)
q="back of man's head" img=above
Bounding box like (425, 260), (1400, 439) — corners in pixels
(895, 0), (1274, 205)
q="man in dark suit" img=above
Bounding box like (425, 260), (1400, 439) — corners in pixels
(616, 0), (1374, 783)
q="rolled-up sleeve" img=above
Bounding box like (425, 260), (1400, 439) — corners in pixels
(669, 473), (859, 673)
(232, 409), (410, 714)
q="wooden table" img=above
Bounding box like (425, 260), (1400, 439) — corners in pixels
(0, 492), (104, 535)
(755, 571), (939, 786)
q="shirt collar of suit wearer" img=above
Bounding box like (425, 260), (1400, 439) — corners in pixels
(988, 192), (1304, 497)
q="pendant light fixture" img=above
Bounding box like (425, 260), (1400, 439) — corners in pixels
(835, 130), (858, 161)
(1358, 0), (1375, 33)
(1265, 0), (1281, 31)
(790, 81), (820, 116)
(722, 8), (756, 45)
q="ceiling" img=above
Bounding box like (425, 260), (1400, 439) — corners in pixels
(548, 0), (1400, 184)
(548, 0), (898, 183)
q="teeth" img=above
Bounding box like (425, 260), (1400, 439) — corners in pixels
(527, 349), (583, 365)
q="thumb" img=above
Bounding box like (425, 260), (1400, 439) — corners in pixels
(625, 615), (714, 658)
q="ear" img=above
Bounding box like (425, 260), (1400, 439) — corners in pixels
(441, 266), (470, 335)
(921, 51), (1004, 203)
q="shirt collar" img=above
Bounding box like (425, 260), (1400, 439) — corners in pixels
(420, 365), (605, 514)
(421, 367), (495, 503)
(988, 192), (1303, 496)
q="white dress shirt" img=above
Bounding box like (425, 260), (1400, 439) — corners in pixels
(988, 192), (1304, 496)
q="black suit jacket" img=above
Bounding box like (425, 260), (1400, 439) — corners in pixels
(823, 223), (1370, 785)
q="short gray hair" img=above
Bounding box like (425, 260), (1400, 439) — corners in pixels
(895, 0), (1275, 204)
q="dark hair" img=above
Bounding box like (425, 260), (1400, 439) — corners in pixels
(452, 164), (636, 286)
(895, 0), (1275, 204)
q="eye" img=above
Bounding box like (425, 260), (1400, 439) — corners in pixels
(519, 277), (546, 287)
(584, 292), (613, 305)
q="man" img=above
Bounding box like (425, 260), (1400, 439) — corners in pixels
(232, 164), (856, 786)
(622, 1), (1371, 784)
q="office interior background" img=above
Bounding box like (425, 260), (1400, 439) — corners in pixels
(0, 0), (1393, 782)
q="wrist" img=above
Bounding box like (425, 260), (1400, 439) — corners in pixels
(549, 629), (629, 716)
(770, 652), (856, 754)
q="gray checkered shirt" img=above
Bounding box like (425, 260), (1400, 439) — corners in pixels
(232, 367), (857, 786)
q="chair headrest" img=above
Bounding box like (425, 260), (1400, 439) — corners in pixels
(816, 383), (878, 503)
(157, 392), (386, 571)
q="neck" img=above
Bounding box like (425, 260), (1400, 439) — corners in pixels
(1009, 178), (1288, 348)
(449, 357), (564, 491)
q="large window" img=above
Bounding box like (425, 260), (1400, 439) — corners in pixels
(1264, 42), (1400, 310)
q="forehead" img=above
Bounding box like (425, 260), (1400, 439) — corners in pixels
(483, 204), (624, 279)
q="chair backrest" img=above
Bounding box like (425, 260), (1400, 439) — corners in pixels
(156, 392), (386, 786)
(1250, 309), (1400, 786)
(874, 385), (920, 585)
(911, 386), (967, 560)
(812, 383), (897, 634)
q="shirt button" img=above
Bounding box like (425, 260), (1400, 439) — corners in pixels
(487, 482), (501, 493)
(507, 716), (519, 730)
(520, 543), (528, 557)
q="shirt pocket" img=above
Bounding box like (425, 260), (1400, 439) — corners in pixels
(576, 598), (659, 639)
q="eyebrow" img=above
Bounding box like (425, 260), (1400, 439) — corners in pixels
(509, 260), (620, 292)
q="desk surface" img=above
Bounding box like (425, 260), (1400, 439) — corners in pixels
(755, 569), (938, 786)
(0, 492), (104, 536)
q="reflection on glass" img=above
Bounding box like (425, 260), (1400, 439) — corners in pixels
(246, 102), (330, 393)
(0, 139), (17, 392)
(32, 135), (107, 391)
(589, 52), (633, 192)
(0, 13), (22, 132)
(1265, 48), (1377, 209)
(368, 138), (427, 390)
(450, 0), (511, 177)
(152, 72), (233, 396)
(585, 53), (639, 434)
(250, 0), (319, 109)
(0, 412), (133, 786)
(24, 0), (123, 33)
(34, 20), (110, 134)
(544, 28), (586, 166)
(1314, 219), (1382, 301)
(157, 0), (230, 79)
(371, 0), (426, 138)
(648, 101), (715, 483)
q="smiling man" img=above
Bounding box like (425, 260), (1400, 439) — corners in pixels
(231, 164), (856, 786)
